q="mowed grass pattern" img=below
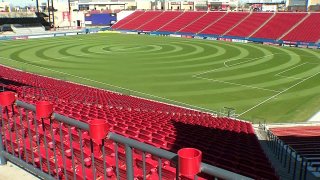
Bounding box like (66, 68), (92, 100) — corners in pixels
(0, 33), (319, 123)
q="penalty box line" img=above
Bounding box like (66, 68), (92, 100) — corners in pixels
(192, 53), (282, 93)
(238, 71), (320, 116)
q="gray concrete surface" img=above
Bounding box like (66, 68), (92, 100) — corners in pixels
(0, 162), (39, 180)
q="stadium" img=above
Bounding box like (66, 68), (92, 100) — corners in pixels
(0, 0), (319, 179)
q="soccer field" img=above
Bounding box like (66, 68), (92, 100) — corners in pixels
(0, 33), (319, 123)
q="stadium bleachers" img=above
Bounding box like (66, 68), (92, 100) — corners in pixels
(0, 65), (278, 179)
(251, 13), (306, 40)
(117, 11), (162, 30)
(270, 126), (320, 175)
(226, 12), (273, 37)
(179, 12), (226, 34)
(112, 11), (320, 43)
(11, 24), (46, 34)
(112, 11), (145, 29)
(282, 13), (320, 43)
(200, 12), (249, 35)
(136, 11), (182, 31)
(158, 11), (206, 32)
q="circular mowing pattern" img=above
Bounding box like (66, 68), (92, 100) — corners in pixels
(0, 34), (319, 122)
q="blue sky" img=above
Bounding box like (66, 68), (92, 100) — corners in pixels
(3, 0), (67, 6)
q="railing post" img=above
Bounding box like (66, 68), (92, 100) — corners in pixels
(125, 145), (134, 180)
(0, 107), (7, 165)
(0, 91), (17, 165)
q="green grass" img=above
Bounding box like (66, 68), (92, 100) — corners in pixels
(0, 33), (319, 123)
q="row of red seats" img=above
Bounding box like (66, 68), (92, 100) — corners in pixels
(0, 65), (278, 179)
(112, 11), (319, 43)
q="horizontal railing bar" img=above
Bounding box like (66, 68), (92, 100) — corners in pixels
(108, 132), (253, 180)
(12, 99), (253, 179)
(15, 100), (89, 131)
(1, 151), (55, 180)
(16, 100), (36, 111)
(108, 132), (177, 160)
(53, 113), (89, 131)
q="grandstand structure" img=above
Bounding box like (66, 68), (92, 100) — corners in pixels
(0, 64), (278, 179)
(112, 11), (320, 44)
(1, 4), (320, 180)
(258, 123), (320, 180)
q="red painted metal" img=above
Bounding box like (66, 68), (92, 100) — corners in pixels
(0, 91), (16, 107)
(178, 148), (202, 178)
(36, 101), (54, 119)
(88, 119), (108, 140)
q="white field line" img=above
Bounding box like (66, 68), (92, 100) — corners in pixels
(194, 53), (279, 77)
(193, 53), (282, 93)
(274, 63), (307, 76)
(0, 56), (218, 114)
(224, 53), (279, 68)
(238, 71), (320, 116)
(275, 74), (303, 80)
(194, 76), (280, 93)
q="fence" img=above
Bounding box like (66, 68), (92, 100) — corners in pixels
(261, 124), (319, 180)
(0, 91), (251, 180)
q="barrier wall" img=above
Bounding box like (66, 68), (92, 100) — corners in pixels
(125, 30), (320, 49)
(0, 92), (252, 180)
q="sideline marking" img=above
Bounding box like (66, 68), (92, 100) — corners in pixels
(0, 56), (217, 114)
(238, 71), (320, 116)
(194, 76), (280, 93)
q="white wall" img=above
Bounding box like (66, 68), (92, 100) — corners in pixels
(116, 10), (135, 21)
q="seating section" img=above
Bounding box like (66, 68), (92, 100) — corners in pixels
(271, 126), (320, 173)
(117, 11), (162, 30)
(112, 11), (320, 43)
(11, 24), (46, 34)
(137, 11), (182, 31)
(201, 12), (249, 35)
(282, 13), (320, 43)
(0, 65), (278, 179)
(251, 13), (306, 40)
(226, 13), (273, 37)
(159, 12), (206, 32)
(112, 11), (145, 29)
(179, 12), (226, 34)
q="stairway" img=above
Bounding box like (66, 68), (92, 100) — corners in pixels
(115, 11), (146, 30)
(222, 12), (252, 36)
(255, 126), (294, 180)
(197, 12), (228, 34)
(248, 12), (276, 38)
(156, 11), (185, 31)
(134, 11), (165, 31)
(177, 11), (208, 33)
(277, 13), (311, 40)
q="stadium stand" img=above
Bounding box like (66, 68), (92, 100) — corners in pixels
(269, 125), (320, 179)
(117, 11), (162, 30)
(251, 13), (307, 40)
(136, 11), (183, 31)
(10, 24), (46, 34)
(0, 65), (278, 179)
(158, 11), (206, 32)
(111, 11), (145, 29)
(200, 12), (249, 35)
(179, 12), (226, 34)
(282, 13), (320, 43)
(226, 12), (273, 37)
(112, 11), (320, 43)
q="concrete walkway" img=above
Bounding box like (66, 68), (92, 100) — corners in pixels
(0, 162), (39, 180)
(308, 111), (320, 122)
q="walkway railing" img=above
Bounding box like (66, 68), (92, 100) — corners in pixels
(261, 124), (319, 180)
(0, 91), (252, 180)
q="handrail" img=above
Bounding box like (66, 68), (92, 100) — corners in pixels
(1, 98), (253, 180)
